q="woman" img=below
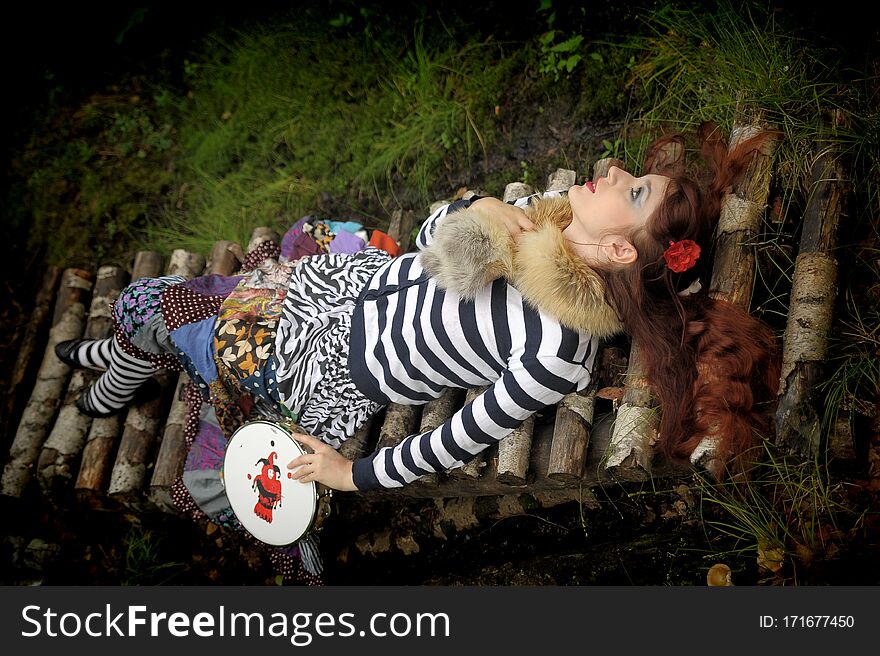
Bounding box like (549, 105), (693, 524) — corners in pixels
(286, 123), (780, 491)
(57, 123), (778, 503)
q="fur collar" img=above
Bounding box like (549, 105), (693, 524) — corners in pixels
(419, 195), (623, 338)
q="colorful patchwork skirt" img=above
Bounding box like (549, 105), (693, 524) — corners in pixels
(111, 232), (394, 584)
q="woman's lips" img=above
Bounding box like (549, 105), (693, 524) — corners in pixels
(584, 180), (596, 193)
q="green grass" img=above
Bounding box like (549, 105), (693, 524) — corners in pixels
(607, 1), (875, 190)
(144, 20), (526, 257)
(11, 79), (182, 268)
(820, 263), (880, 435)
(7, 7), (535, 268)
(101, 524), (189, 586)
(695, 441), (869, 585)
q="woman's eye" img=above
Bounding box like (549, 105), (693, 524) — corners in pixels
(630, 187), (642, 201)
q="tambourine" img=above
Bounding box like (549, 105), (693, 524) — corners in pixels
(222, 420), (332, 547)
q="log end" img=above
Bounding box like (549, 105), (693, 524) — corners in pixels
(547, 470), (584, 485)
(496, 471), (529, 486)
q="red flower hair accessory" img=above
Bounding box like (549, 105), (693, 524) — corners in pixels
(663, 239), (701, 273)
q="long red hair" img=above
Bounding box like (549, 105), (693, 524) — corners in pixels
(596, 123), (781, 475)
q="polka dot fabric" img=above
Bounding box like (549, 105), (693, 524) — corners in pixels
(162, 283), (227, 332)
(112, 275), (185, 370)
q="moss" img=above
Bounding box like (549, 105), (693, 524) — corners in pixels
(518, 493), (540, 511)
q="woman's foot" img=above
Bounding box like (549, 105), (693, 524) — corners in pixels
(75, 377), (163, 418)
(55, 338), (113, 371)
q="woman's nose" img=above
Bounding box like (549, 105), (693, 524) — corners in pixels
(607, 166), (632, 186)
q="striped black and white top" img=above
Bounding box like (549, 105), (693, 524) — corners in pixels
(348, 192), (600, 491)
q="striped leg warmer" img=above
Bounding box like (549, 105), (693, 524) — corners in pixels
(78, 337), (158, 415)
(70, 337), (114, 371)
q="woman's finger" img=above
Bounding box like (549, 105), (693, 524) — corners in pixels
(297, 469), (319, 483)
(294, 463), (316, 482)
(291, 432), (325, 452)
(286, 454), (310, 469)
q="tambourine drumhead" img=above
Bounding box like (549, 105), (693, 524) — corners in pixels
(222, 421), (318, 546)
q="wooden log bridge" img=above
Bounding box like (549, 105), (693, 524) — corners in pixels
(1, 141), (849, 512)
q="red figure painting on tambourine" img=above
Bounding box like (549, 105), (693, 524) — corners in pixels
(250, 451), (282, 523)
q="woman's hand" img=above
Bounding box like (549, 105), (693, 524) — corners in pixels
(287, 433), (358, 492)
(471, 197), (534, 241)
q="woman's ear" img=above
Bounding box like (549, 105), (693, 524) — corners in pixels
(604, 236), (637, 265)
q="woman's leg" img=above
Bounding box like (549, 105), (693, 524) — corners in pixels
(64, 274), (189, 418)
(55, 337), (114, 371)
(76, 336), (158, 416)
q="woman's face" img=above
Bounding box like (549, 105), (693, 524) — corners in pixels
(565, 166), (671, 266)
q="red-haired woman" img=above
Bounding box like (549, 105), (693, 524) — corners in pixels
(57, 123), (779, 498)
(287, 122), (781, 491)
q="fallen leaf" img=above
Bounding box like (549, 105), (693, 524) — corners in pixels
(596, 386), (624, 401)
(757, 542), (785, 573)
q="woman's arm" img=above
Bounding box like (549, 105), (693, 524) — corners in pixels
(415, 196), (534, 250)
(287, 354), (587, 491)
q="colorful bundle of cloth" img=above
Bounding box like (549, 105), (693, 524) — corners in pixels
(164, 218), (400, 585)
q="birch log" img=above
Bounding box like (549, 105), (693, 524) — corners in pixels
(496, 417), (535, 485)
(693, 117), (779, 474)
(415, 389), (464, 487)
(3, 266), (61, 442)
(492, 180), (539, 484)
(106, 369), (175, 511)
(206, 239), (243, 276)
(593, 158), (626, 178)
(148, 239), (241, 513)
(546, 160), (622, 482)
(76, 252), (164, 505)
(775, 115), (848, 457)
(709, 119), (778, 306)
(36, 266), (129, 500)
(1, 268), (94, 499)
(376, 404), (421, 451)
(165, 248), (206, 279)
(371, 403), (422, 487)
(147, 373), (190, 513)
(447, 387), (487, 480)
(338, 417), (376, 461)
(387, 209), (416, 253)
(605, 342), (654, 480)
(585, 157), (656, 480)
(547, 389), (594, 482)
(108, 250), (204, 510)
(547, 168), (576, 191)
(504, 182), (533, 200)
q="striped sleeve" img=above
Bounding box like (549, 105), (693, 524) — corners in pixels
(511, 189), (566, 208)
(351, 353), (587, 491)
(415, 191), (564, 249)
(414, 198), (481, 250)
